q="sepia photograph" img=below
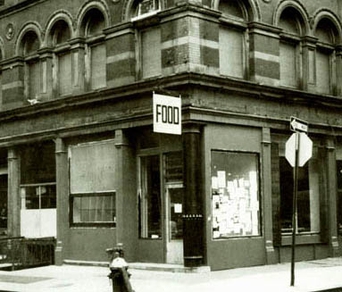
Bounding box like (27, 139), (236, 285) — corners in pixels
(0, 0), (342, 291)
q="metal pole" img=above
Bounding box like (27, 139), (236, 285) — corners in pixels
(291, 132), (300, 286)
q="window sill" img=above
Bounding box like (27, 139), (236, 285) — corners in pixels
(70, 225), (115, 229)
(281, 233), (321, 246)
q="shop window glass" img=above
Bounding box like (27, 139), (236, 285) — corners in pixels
(0, 175), (7, 234)
(20, 141), (56, 238)
(21, 141), (56, 184)
(139, 155), (161, 238)
(20, 147), (56, 210)
(20, 184), (56, 210)
(274, 141), (321, 234)
(165, 151), (183, 183)
(69, 140), (116, 226)
(337, 160), (342, 234)
(211, 151), (260, 238)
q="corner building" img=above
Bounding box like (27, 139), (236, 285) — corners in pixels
(0, 0), (342, 271)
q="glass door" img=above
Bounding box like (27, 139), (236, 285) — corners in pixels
(166, 183), (183, 264)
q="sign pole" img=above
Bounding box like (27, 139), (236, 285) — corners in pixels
(290, 131), (299, 286)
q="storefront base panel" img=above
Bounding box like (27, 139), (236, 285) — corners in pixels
(65, 228), (116, 262)
(208, 238), (265, 271)
(277, 244), (329, 263)
(136, 240), (164, 263)
(338, 236), (342, 256)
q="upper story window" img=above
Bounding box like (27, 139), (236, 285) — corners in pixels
(69, 140), (116, 227)
(83, 9), (106, 90)
(218, 0), (249, 79)
(141, 26), (161, 79)
(278, 7), (304, 89)
(51, 20), (72, 97)
(21, 31), (40, 101)
(132, 0), (161, 21)
(314, 18), (339, 95)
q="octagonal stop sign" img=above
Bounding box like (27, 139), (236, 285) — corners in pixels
(285, 132), (313, 167)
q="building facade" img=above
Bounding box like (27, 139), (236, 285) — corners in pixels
(0, 0), (341, 271)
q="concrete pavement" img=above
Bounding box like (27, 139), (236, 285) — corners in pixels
(0, 257), (342, 291)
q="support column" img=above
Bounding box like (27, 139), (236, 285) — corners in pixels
(182, 124), (204, 267)
(7, 148), (20, 237)
(326, 138), (339, 257)
(262, 128), (277, 264)
(55, 138), (68, 265)
(114, 129), (136, 262)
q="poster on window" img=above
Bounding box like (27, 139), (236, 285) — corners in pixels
(211, 151), (260, 239)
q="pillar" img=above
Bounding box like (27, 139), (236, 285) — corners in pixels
(326, 138), (339, 257)
(7, 148), (20, 237)
(55, 138), (68, 265)
(182, 123), (204, 267)
(262, 127), (277, 264)
(114, 129), (136, 262)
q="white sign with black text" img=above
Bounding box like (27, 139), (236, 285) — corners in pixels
(153, 93), (182, 135)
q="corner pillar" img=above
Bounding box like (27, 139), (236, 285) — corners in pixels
(262, 128), (277, 264)
(182, 123), (204, 267)
(7, 148), (20, 237)
(55, 138), (68, 265)
(326, 138), (339, 257)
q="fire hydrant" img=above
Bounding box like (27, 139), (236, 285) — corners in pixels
(107, 246), (134, 292)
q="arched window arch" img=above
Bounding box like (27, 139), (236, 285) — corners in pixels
(21, 30), (41, 100)
(314, 18), (339, 95)
(219, 0), (250, 79)
(81, 8), (106, 90)
(50, 20), (72, 96)
(278, 7), (304, 89)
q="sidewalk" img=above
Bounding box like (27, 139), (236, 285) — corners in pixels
(0, 257), (342, 292)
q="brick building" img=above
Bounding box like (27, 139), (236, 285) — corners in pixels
(0, 0), (341, 271)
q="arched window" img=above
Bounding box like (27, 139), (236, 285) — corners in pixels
(83, 9), (106, 90)
(314, 18), (338, 95)
(219, 0), (248, 79)
(131, 0), (161, 21)
(278, 7), (303, 89)
(51, 20), (72, 96)
(21, 31), (40, 100)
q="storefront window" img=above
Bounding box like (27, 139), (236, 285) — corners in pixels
(0, 175), (7, 235)
(139, 155), (161, 239)
(273, 139), (321, 234)
(20, 184), (56, 210)
(72, 193), (115, 224)
(336, 160), (342, 234)
(69, 140), (116, 226)
(211, 151), (260, 239)
(20, 141), (57, 238)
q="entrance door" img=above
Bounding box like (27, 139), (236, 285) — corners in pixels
(166, 183), (183, 264)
